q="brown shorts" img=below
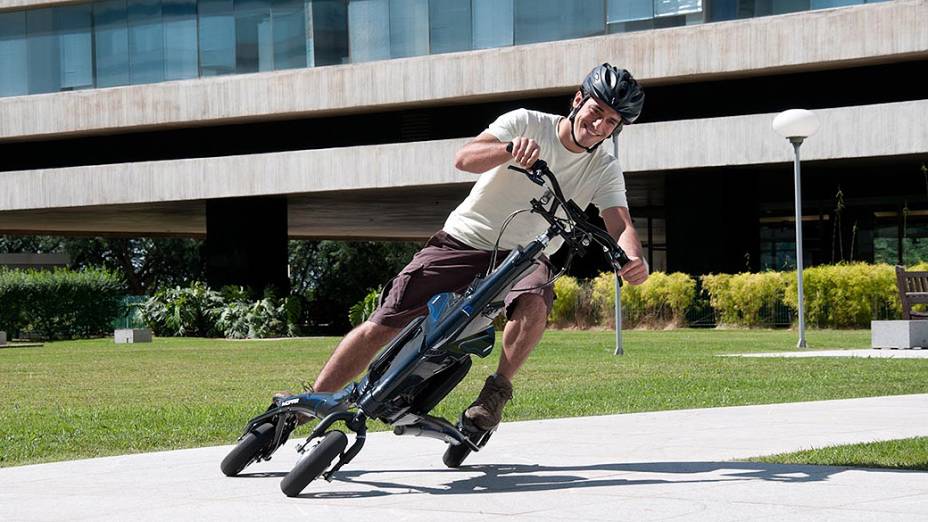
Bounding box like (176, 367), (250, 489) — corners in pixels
(368, 231), (555, 328)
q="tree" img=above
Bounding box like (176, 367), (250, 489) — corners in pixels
(0, 235), (205, 295)
(289, 240), (420, 333)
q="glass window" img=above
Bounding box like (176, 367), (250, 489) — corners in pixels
(0, 11), (28, 97)
(162, 0), (198, 80)
(772, 0), (810, 15)
(57, 5), (94, 91)
(904, 222), (928, 265)
(811, 0), (861, 7)
(199, 0), (236, 76)
(271, 0), (307, 70)
(128, 0), (165, 84)
(94, 0), (130, 88)
(26, 8), (59, 94)
(309, 0), (348, 66)
(608, 0), (653, 23)
(655, 0), (702, 17)
(348, 0), (390, 62)
(429, 0), (472, 54)
(234, 0), (273, 73)
(873, 223), (897, 264)
(472, 0), (512, 49)
(513, 0), (604, 46)
(389, 0), (428, 58)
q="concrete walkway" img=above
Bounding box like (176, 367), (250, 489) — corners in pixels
(726, 348), (928, 359)
(3, 395), (928, 521)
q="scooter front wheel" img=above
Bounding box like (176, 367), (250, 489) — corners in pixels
(442, 442), (472, 468)
(221, 422), (276, 477)
(280, 430), (348, 497)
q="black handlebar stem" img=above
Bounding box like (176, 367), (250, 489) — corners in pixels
(503, 142), (630, 270)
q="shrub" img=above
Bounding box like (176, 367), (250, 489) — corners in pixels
(141, 282), (300, 338)
(140, 281), (224, 337)
(701, 272), (787, 327)
(549, 276), (583, 327)
(0, 268), (124, 340)
(348, 289), (380, 327)
(592, 271), (696, 328)
(784, 263), (898, 328)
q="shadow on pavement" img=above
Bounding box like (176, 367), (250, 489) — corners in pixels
(294, 460), (893, 499)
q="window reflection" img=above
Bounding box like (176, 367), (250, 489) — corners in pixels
(0, 12), (27, 96)
(94, 0), (130, 88)
(514, 0), (604, 46)
(163, 0), (198, 80)
(429, 0), (471, 54)
(199, 0), (236, 77)
(310, 0), (349, 67)
(234, 0), (273, 73)
(128, 0), (164, 84)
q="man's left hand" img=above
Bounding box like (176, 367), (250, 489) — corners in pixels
(618, 256), (649, 285)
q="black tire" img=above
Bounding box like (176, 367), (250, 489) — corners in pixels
(442, 442), (472, 468)
(280, 431), (348, 497)
(221, 422), (276, 477)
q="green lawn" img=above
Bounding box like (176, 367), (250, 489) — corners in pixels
(2, 329), (924, 468)
(744, 437), (928, 471)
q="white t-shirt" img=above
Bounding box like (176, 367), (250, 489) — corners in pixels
(443, 108), (628, 255)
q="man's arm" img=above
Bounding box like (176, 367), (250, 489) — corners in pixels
(454, 132), (540, 173)
(601, 206), (649, 285)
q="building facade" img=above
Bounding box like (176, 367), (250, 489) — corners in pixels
(0, 0), (925, 288)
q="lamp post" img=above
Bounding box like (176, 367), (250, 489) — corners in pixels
(613, 133), (623, 356)
(772, 109), (820, 349)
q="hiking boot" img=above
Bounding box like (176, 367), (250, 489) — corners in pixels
(272, 382), (314, 426)
(463, 374), (513, 431)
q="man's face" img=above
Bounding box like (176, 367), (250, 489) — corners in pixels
(571, 92), (622, 147)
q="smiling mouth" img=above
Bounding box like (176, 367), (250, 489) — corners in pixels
(583, 123), (602, 138)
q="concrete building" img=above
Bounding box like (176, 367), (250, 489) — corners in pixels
(1, 0), (926, 291)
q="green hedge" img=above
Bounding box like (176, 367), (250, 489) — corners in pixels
(701, 263), (916, 328)
(591, 271), (696, 328)
(783, 263), (899, 328)
(0, 268), (125, 340)
(701, 272), (786, 327)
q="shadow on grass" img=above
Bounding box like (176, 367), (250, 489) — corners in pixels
(292, 460), (905, 499)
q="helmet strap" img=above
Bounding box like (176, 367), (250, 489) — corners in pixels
(568, 95), (606, 154)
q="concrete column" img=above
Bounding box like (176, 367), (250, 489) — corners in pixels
(206, 196), (289, 296)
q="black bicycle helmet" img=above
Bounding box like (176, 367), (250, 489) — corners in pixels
(568, 63), (645, 152)
(581, 63), (644, 124)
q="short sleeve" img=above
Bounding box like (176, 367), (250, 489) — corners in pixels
(591, 158), (628, 209)
(486, 108), (529, 143)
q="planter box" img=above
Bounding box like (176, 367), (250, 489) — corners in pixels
(114, 328), (152, 344)
(872, 320), (928, 349)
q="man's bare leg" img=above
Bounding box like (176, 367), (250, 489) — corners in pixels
(313, 320), (400, 392)
(497, 294), (548, 381)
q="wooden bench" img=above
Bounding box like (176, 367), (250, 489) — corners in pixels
(897, 265), (928, 320)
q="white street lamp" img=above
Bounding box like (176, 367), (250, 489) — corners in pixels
(613, 133), (623, 356)
(772, 109), (820, 348)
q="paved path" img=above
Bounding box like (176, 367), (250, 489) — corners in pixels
(726, 348), (928, 359)
(3, 395), (928, 521)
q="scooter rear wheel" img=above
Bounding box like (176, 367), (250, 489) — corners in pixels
(280, 430), (348, 497)
(220, 422), (276, 477)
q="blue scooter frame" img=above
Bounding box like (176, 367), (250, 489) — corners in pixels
(221, 157), (630, 496)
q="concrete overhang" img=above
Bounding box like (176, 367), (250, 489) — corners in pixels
(1, 100), (924, 238)
(1, 0), (926, 141)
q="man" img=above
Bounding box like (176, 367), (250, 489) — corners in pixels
(296, 63), (648, 433)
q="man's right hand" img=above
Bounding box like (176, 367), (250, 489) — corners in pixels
(509, 137), (540, 168)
